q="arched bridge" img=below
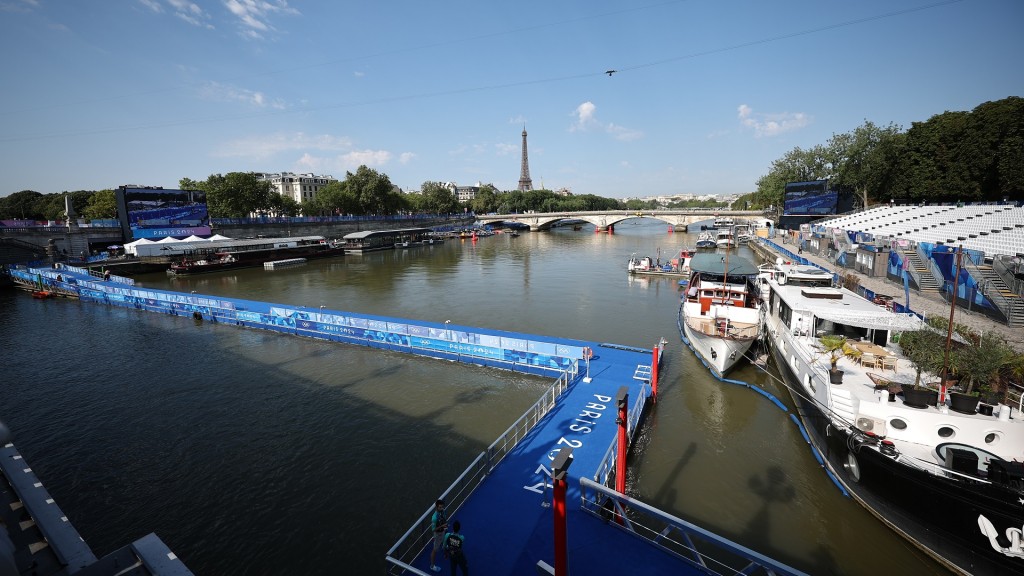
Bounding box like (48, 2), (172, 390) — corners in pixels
(476, 210), (771, 232)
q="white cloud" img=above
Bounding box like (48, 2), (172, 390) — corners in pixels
(737, 104), (810, 137)
(138, 0), (162, 13)
(495, 143), (516, 156)
(571, 102), (597, 131)
(217, 131), (394, 173)
(1, 0), (39, 13)
(163, 0), (215, 29)
(199, 81), (286, 109)
(570, 101), (643, 141)
(224, 0), (300, 39)
(399, 152), (415, 164)
(214, 132), (354, 159)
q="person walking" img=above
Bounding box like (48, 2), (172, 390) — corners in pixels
(429, 499), (448, 573)
(444, 520), (467, 575)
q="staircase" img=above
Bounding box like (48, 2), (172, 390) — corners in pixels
(904, 248), (942, 295)
(975, 261), (1024, 327)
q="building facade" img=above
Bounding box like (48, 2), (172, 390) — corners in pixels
(257, 172), (337, 204)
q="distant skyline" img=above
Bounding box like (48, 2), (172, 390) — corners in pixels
(1, 0), (1021, 198)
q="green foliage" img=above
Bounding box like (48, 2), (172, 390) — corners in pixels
(201, 172), (276, 218)
(419, 181), (461, 214)
(815, 335), (861, 370)
(952, 332), (1014, 395)
(898, 329), (948, 389)
(83, 190), (117, 220)
(756, 96), (1023, 205)
(468, 184), (500, 214)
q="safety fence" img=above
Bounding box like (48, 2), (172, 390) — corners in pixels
(578, 478), (807, 576)
(384, 368), (575, 575)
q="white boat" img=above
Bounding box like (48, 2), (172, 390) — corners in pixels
(715, 229), (735, 248)
(695, 232), (717, 249)
(680, 253), (761, 376)
(733, 223), (752, 244)
(713, 216), (734, 228)
(760, 258), (1024, 576)
(627, 248), (694, 277)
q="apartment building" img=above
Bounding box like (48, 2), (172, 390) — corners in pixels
(257, 172), (337, 203)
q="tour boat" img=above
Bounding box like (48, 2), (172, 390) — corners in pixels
(760, 257), (1024, 576)
(680, 253), (761, 376)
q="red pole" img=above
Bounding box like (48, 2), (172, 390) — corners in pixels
(615, 387), (628, 495)
(551, 448), (573, 576)
(651, 345), (659, 401)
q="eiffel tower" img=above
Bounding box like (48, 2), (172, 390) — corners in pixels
(518, 126), (533, 192)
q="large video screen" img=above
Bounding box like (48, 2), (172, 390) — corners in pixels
(784, 180), (837, 216)
(116, 187), (211, 240)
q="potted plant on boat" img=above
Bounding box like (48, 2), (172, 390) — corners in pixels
(895, 329), (945, 408)
(815, 335), (862, 384)
(949, 331), (1014, 414)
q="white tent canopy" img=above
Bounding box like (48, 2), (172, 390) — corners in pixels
(810, 308), (926, 332)
(208, 234), (232, 241)
(123, 238), (155, 256)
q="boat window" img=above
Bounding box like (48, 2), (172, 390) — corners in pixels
(890, 419), (908, 431)
(779, 299), (792, 329)
(985, 432), (1000, 445)
(937, 426), (955, 438)
(702, 290), (713, 297)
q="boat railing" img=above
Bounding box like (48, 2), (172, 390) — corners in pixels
(385, 368), (575, 575)
(592, 381), (651, 487)
(685, 316), (759, 339)
(578, 477), (808, 576)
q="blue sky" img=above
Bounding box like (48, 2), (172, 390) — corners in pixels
(1, 0), (1021, 199)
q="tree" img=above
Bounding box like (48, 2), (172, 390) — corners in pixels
(898, 329), (947, 389)
(270, 193), (301, 217)
(829, 120), (903, 207)
(203, 172), (275, 218)
(83, 189), (118, 220)
(469, 184), (500, 214)
(309, 180), (360, 216)
(0, 190), (44, 219)
(345, 166), (401, 215)
(953, 331), (1014, 396)
(419, 181), (460, 214)
(754, 146), (830, 210)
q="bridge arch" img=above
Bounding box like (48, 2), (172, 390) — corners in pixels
(476, 210), (768, 232)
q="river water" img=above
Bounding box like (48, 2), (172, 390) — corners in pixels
(1, 219), (946, 575)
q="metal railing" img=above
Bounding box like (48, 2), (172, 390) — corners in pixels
(384, 368), (575, 575)
(578, 478), (808, 576)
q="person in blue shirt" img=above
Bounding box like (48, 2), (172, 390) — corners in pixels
(444, 520), (467, 575)
(429, 499), (448, 573)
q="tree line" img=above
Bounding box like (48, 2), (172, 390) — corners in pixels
(751, 96), (1024, 211)
(1, 167), (726, 221)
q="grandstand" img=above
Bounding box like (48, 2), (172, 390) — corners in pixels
(819, 204), (1024, 259)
